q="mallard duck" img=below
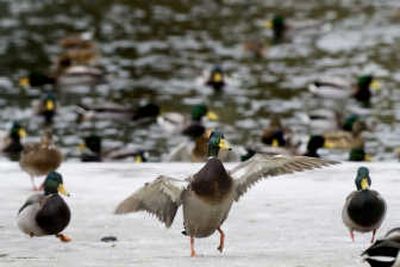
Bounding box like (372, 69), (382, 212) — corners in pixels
(79, 134), (148, 163)
(115, 130), (338, 256)
(34, 91), (57, 125)
(308, 75), (380, 105)
(263, 15), (288, 43)
(1, 122), (26, 161)
(19, 33), (102, 89)
(75, 102), (160, 123)
(342, 167), (386, 242)
(205, 65), (225, 92)
(242, 39), (265, 58)
(323, 120), (367, 150)
(165, 128), (239, 162)
(20, 130), (63, 190)
(17, 171), (71, 242)
(157, 104), (218, 134)
(303, 135), (326, 158)
(362, 227), (400, 267)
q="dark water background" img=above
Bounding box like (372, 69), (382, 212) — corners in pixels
(1, 0), (400, 161)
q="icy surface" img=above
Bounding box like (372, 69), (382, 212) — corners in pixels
(1, 161), (400, 266)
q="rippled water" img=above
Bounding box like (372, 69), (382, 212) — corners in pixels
(1, 0), (400, 161)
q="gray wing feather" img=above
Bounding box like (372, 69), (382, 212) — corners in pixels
(18, 194), (45, 214)
(114, 175), (188, 227)
(231, 154), (339, 201)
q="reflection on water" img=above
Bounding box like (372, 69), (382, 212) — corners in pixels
(1, 0), (400, 161)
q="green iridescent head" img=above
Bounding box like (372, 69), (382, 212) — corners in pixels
(355, 166), (371, 190)
(272, 15), (285, 41)
(357, 75), (373, 89)
(44, 171), (69, 196)
(10, 122), (26, 141)
(191, 104), (208, 121)
(191, 104), (218, 122)
(207, 130), (231, 157)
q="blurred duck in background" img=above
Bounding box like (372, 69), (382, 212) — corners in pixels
(1, 122), (26, 161)
(19, 32), (103, 89)
(242, 39), (265, 58)
(32, 91), (57, 125)
(166, 128), (239, 162)
(158, 104), (218, 134)
(75, 102), (160, 123)
(205, 65), (226, 92)
(79, 134), (148, 163)
(309, 74), (381, 106)
(20, 130), (63, 190)
(264, 14), (287, 43)
(260, 116), (299, 155)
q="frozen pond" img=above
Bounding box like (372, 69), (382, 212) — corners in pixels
(1, 161), (400, 266)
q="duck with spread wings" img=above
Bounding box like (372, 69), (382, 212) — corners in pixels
(115, 130), (338, 257)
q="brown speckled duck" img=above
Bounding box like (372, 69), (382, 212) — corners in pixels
(20, 130), (63, 190)
(115, 130), (338, 257)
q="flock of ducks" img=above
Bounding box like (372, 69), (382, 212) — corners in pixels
(8, 127), (400, 266)
(0, 13), (397, 267)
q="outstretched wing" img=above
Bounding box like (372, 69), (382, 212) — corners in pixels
(115, 175), (188, 227)
(230, 154), (339, 201)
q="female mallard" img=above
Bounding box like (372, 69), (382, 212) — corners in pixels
(1, 122), (26, 161)
(75, 102), (160, 123)
(308, 75), (380, 105)
(115, 130), (337, 256)
(362, 227), (400, 267)
(165, 128), (238, 162)
(342, 167), (386, 242)
(79, 134), (148, 163)
(20, 130), (63, 190)
(17, 171), (71, 242)
(157, 104), (218, 135)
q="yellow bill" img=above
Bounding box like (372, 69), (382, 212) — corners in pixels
(19, 77), (30, 88)
(206, 111), (219, 121)
(58, 184), (70, 196)
(18, 128), (27, 139)
(360, 177), (369, 190)
(263, 20), (273, 29)
(370, 80), (381, 92)
(213, 73), (223, 82)
(219, 138), (232, 150)
(46, 100), (55, 111)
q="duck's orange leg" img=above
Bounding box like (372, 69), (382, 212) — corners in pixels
(349, 230), (355, 242)
(217, 227), (225, 253)
(190, 236), (196, 257)
(56, 233), (72, 242)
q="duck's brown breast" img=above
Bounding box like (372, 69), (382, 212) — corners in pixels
(190, 158), (233, 203)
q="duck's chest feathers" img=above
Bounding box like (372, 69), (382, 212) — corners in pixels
(347, 190), (386, 228)
(190, 158), (233, 203)
(35, 194), (71, 235)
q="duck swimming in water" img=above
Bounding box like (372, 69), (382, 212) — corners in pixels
(115, 130), (337, 256)
(308, 74), (380, 106)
